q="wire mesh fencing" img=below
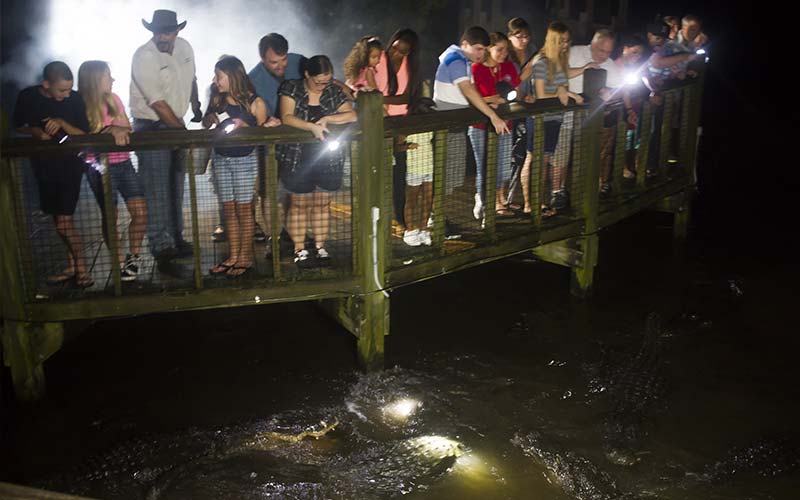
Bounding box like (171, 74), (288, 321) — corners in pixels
(6, 134), (356, 302)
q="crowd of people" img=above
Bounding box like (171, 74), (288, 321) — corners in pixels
(11, 8), (708, 284)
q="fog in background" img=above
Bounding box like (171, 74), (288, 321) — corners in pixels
(1, 0), (571, 122)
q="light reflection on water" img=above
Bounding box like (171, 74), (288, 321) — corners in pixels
(8, 215), (800, 499)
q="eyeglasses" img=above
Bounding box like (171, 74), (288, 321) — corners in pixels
(511, 33), (531, 40)
(312, 77), (332, 86)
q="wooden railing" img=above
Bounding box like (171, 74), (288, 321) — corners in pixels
(0, 73), (704, 400)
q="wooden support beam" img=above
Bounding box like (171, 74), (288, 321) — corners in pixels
(354, 91), (388, 371)
(570, 234), (599, 298)
(0, 158), (26, 321)
(1, 320), (63, 401)
(532, 238), (585, 268)
(0, 481), (99, 499)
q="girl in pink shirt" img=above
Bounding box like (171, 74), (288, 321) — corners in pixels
(344, 36), (382, 92)
(78, 60), (148, 282)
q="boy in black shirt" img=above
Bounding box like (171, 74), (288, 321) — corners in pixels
(13, 61), (93, 287)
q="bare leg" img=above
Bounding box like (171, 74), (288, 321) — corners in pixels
(419, 182), (433, 231)
(550, 154), (563, 193)
(311, 190), (331, 249)
(521, 152), (532, 213)
(54, 215), (88, 282)
(236, 201), (255, 268)
(287, 194), (309, 253)
(405, 184), (421, 231)
(211, 201), (239, 273)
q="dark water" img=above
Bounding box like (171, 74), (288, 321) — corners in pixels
(2, 207), (799, 499)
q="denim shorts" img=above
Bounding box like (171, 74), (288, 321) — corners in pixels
(213, 151), (258, 203)
(87, 159), (145, 208)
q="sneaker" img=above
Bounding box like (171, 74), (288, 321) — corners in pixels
(120, 254), (140, 282)
(427, 215), (434, 228)
(253, 224), (267, 243)
(444, 218), (462, 240)
(473, 193), (484, 220)
(293, 249), (314, 269)
(403, 229), (422, 247)
(418, 229), (432, 246)
(175, 239), (194, 257)
(316, 247), (332, 267)
(599, 183), (612, 199)
(212, 225), (226, 243)
(550, 189), (570, 212)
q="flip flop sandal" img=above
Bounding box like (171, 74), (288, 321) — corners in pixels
(46, 272), (75, 285)
(75, 275), (94, 288)
(226, 265), (254, 278)
(210, 262), (234, 275)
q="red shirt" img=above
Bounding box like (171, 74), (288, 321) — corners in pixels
(471, 61), (520, 130)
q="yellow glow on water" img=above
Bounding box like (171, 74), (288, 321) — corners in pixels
(407, 435), (463, 458)
(382, 398), (421, 422)
(452, 450), (505, 491)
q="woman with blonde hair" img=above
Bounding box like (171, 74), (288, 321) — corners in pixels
(79, 60), (148, 282)
(531, 21), (594, 217)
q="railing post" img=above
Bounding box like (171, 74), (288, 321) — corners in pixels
(185, 148), (203, 289)
(1, 158), (65, 401)
(636, 101), (653, 190)
(432, 129), (448, 253)
(0, 158), (26, 321)
(100, 155), (122, 296)
(658, 90), (675, 175)
(571, 103), (602, 297)
(265, 144), (281, 279)
(484, 129), (498, 238)
(612, 108), (627, 195)
(531, 115), (544, 227)
(354, 91), (388, 371)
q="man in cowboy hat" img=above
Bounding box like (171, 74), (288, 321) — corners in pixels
(130, 9), (202, 274)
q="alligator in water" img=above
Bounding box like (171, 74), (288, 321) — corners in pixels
(693, 434), (800, 484)
(590, 314), (669, 466)
(512, 431), (638, 500)
(39, 408), (463, 499)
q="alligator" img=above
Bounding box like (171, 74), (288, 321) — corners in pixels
(512, 431), (638, 500)
(39, 407), (463, 499)
(695, 434), (800, 484)
(592, 314), (669, 466)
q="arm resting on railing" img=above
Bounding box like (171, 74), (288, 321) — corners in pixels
(457, 80), (510, 134)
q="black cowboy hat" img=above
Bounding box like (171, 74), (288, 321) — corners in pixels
(142, 10), (186, 33)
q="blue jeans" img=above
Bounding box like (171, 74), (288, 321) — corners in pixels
(468, 126), (512, 203)
(134, 119), (186, 255)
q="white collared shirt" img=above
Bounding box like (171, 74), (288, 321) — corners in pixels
(568, 44), (623, 94)
(130, 37), (196, 121)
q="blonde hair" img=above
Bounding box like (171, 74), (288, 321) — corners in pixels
(78, 61), (121, 133)
(537, 21), (571, 85)
(343, 36), (383, 82)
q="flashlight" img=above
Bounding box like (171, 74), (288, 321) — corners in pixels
(495, 81), (517, 102)
(326, 139), (341, 151)
(641, 75), (653, 92)
(223, 122), (236, 134)
(42, 119), (69, 143)
(695, 48), (706, 55)
(624, 73), (640, 86)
